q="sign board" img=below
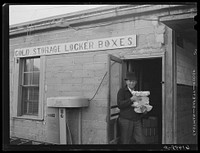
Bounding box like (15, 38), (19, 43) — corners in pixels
(14, 35), (136, 58)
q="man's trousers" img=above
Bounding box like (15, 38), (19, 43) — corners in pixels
(118, 117), (145, 144)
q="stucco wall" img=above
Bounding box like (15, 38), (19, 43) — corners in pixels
(10, 17), (166, 144)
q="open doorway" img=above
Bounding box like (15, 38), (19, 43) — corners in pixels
(124, 58), (162, 144)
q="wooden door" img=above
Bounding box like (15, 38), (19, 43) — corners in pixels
(107, 54), (123, 144)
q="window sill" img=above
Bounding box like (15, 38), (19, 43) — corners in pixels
(12, 115), (44, 121)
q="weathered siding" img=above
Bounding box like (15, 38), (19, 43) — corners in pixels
(177, 85), (197, 144)
(176, 35), (197, 144)
(176, 38), (197, 86)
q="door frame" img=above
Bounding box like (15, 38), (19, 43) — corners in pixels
(117, 52), (166, 144)
(107, 54), (123, 144)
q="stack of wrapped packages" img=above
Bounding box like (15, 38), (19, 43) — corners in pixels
(131, 91), (153, 113)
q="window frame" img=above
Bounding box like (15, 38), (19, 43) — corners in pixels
(13, 56), (45, 120)
(21, 58), (40, 116)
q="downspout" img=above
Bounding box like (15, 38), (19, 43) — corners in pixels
(78, 108), (82, 144)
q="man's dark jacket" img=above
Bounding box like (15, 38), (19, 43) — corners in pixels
(117, 86), (143, 121)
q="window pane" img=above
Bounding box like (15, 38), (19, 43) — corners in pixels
(27, 101), (38, 115)
(24, 73), (32, 85)
(32, 102), (38, 114)
(22, 87), (39, 115)
(22, 87), (29, 114)
(23, 100), (28, 114)
(22, 87), (28, 101)
(24, 59), (33, 72)
(33, 58), (40, 71)
(29, 88), (39, 101)
(29, 88), (34, 100)
(28, 101), (33, 114)
(33, 88), (39, 101)
(32, 72), (40, 85)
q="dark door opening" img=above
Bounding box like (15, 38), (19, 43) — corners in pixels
(124, 58), (162, 144)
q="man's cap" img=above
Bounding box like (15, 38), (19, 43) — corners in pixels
(124, 72), (137, 81)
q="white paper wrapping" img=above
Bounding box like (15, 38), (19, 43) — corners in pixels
(131, 91), (153, 113)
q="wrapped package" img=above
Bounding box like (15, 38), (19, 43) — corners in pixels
(131, 91), (153, 113)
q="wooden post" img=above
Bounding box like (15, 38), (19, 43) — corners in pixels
(164, 26), (177, 144)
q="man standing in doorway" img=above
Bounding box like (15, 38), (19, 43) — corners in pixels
(117, 72), (146, 144)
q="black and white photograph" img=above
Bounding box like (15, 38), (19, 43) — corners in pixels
(2, 3), (198, 151)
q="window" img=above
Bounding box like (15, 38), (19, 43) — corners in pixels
(20, 57), (40, 116)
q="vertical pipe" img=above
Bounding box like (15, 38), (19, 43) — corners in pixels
(172, 30), (177, 144)
(107, 55), (111, 144)
(59, 108), (67, 144)
(78, 108), (82, 144)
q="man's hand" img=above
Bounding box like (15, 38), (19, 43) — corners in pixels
(131, 101), (139, 107)
(130, 95), (142, 102)
(140, 105), (148, 114)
